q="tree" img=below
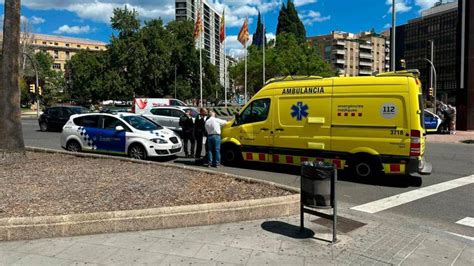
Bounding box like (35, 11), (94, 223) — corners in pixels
(230, 33), (334, 96)
(252, 11), (266, 47)
(276, 0), (306, 43)
(110, 6), (140, 39)
(0, 0), (25, 162)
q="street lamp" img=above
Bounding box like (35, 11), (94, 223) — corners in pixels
(391, 0), (396, 71)
(424, 58), (437, 115)
(22, 52), (40, 118)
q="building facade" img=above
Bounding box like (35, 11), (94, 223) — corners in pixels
(395, 1), (458, 105)
(308, 31), (390, 77)
(0, 32), (106, 72)
(175, 0), (225, 86)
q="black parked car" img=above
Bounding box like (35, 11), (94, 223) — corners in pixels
(38, 106), (89, 132)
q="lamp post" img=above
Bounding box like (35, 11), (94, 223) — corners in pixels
(424, 58), (437, 115)
(391, 0), (396, 71)
(22, 52), (40, 118)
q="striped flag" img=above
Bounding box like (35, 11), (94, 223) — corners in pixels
(193, 10), (203, 39)
(219, 10), (225, 43)
(237, 17), (249, 47)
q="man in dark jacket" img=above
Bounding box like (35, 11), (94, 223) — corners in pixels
(179, 109), (195, 158)
(194, 108), (208, 159)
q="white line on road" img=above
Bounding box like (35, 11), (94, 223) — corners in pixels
(448, 232), (474, 242)
(456, 217), (474, 228)
(351, 175), (474, 214)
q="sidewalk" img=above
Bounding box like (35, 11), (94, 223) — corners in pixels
(1, 204), (472, 265)
(426, 131), (474, 144)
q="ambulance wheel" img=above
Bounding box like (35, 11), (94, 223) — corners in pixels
(128, 144), (147, 160)
(221, 145), (242, 165)
(349, 156), (381, 178)
(66, 140), (81, 152)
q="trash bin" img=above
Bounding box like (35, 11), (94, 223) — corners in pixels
(300, 161), (335, 208)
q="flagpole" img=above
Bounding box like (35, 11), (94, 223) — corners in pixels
(224, 40), (227, 108)
(244, 43), (247, 104)
(199, 1), (203, 107)
(262, 16), (266, 85)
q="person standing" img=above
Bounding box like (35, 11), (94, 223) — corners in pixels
(194, 108), (208, 159)
(179, 109), (195, 158)
(205, 111), (227, 167)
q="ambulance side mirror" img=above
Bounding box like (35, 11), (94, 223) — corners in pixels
(234, 114), (241, 126)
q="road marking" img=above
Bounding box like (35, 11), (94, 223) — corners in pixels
(448, 232), (474, 242)
(456, 217), (474, 228)
(351, 175), (474, 214)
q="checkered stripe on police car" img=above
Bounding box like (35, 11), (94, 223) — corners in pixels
(77, 127), (97, 150)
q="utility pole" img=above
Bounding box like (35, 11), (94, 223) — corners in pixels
(174, 65), (177, 99)
(391, 0), (396, 71)
(425, 58), (437, 115)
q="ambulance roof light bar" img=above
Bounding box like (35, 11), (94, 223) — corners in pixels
(376, 69), (420, 78)
(265, 75), (323, 85)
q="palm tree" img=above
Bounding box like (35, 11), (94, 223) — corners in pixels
(1, 0), (26, 163)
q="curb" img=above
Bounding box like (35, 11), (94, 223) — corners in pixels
(0, 147), (300, 241)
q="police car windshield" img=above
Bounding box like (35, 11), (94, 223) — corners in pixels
(122, 115), (162, 131)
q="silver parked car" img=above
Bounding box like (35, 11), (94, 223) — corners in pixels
(142, 106), (198, 132)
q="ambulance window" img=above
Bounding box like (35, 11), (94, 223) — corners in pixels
(239, 98), (271, 124)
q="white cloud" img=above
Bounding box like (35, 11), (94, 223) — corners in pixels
(384, 23), (391, 29)
(29, 16), (46, 25)
(414, 0), (438, 11)
(22, 0), (281, 28)
(225, 32), (275, 58)
(53, 25), (93, 34)
(294, 0), (317, 7)
(386, 0), (412, 14)
(299, 10), (330, 26)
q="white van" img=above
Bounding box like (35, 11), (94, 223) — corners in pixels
(133, 98), (187, 114)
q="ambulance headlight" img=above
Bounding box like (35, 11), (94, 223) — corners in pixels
(151, 138), (167, 144)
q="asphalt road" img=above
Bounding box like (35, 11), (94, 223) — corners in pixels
(22, 118), (474, 238)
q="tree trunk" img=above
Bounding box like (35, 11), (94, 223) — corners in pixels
(0, 0), (26, 163)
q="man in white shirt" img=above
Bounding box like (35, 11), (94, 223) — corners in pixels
(205, 111), (228, 167)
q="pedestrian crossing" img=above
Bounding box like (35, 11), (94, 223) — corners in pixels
(456, 217), (474, 228)
(350, 175), (474, 214)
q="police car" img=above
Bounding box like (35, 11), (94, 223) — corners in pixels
(60, 113), (182, 159)
(424, 110), (442, 133)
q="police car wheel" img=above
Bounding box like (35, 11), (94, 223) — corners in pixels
(129, 144), (147, 160)
(66, 140), (81, 152)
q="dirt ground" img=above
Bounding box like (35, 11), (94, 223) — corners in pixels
(0, 152), (293, 218)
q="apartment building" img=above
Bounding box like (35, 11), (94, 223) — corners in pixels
(175, 0), (225, 85)
(308, 31), (390, 76)
(0, 32), (107, 72)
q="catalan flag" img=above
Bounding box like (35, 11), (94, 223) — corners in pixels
(219, 10), (226, 43)
(237, 17), (249, 47)
(193, 11), (203, 39)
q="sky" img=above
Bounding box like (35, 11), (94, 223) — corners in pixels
(1, 0), (445, 57)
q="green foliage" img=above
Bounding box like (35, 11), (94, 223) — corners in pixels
(276, 0), (306, 43)
(230, 33), (334, 96)
(64, 8), (222, 104)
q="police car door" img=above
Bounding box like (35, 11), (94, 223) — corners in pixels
(237, 98), (273, 160)
(97, 115), (128, 154)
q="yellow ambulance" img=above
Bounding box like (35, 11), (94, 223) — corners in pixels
(221, 70), (432, 177)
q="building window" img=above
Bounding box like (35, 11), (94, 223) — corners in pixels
(66, 43), (70, 47)
(95, 46), (99, 49)
(77, 45), (81, 48)
(53, 63), (61, 70)
(54, 42), (58, 46)
(53, 50), (59, 59)
(66, 51), (70, 60)
(42, 41), (47, 45)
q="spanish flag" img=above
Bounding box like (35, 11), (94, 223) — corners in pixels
(219, 10), (225, 43)
(237, 17), (249, 47)
(193, 11), (203, 39)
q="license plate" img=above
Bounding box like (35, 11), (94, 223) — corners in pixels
(172, 144), (181, 149)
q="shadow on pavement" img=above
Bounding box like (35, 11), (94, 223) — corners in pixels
(261, 221), (315, 239)
(338, 171), (423, 188)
